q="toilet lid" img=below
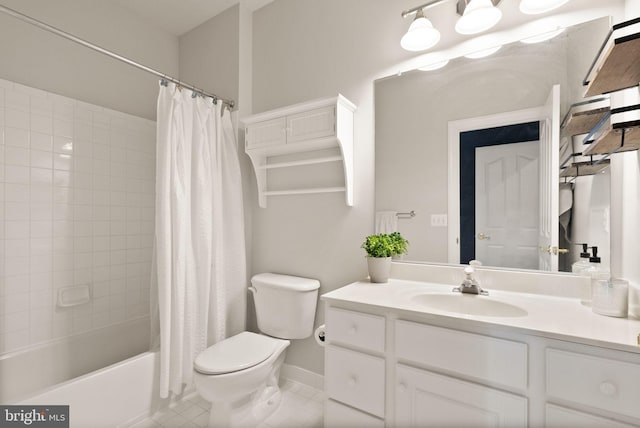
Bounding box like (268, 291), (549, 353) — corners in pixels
(194, 332), (279, 375)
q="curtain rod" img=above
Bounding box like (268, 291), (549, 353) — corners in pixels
(0, 4), (235, 109)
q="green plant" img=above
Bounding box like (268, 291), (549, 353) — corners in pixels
(361, 232), (409, 258)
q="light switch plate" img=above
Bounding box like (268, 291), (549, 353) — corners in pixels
(431, 214), (448, 227)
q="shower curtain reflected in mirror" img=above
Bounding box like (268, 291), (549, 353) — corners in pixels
(151, 81), (246, 398)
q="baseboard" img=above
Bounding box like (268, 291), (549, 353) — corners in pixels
(281, 363), (324, 391)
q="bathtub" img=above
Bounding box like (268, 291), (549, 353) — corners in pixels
(19, 351), (160, 428)
(1, 317), (150, 405)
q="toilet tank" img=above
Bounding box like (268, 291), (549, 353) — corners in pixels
(250, 273), (320, 339)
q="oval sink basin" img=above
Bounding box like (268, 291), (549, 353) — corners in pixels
(411, 293), (528, 318)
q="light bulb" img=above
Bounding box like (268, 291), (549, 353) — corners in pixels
(455, 0), (502, 35)
(401, 10), (441, 52)
(464, 45), (502, 59)
(520, 0), (570, 15)
(418, 59), (450, 71)
(520, 28), (565, 44)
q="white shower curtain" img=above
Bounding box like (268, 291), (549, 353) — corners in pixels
(152, 81), (246, 398)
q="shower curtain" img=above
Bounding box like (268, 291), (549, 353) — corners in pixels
(152, 81), (246, 398)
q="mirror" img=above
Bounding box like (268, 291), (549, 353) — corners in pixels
(375, 17), (612, 272)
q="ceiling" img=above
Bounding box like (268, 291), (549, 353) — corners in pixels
(110, 0), (272, 36)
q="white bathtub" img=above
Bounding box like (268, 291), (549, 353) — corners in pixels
(19, 351), (160, 428)
(1, 317), (150, 404)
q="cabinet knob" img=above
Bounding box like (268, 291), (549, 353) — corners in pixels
(398, 382), (407, 393)
(599, 381), (617, 396)
(348, 325), (358, 335)
(348, 376), (357, 387)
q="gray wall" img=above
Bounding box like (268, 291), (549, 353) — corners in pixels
(179, 5), (240, 105)
(250, 0), (417, 375)
(0, 0), (179, 120)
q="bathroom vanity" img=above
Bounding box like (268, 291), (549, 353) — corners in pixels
(321, 263), (640, 427)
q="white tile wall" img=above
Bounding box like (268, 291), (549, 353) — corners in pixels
(0, 78), (156, 354)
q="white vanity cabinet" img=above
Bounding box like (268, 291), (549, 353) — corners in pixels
(395, 320), (528, 427)
(324, 307), (386, 426)
(545, 347), (640, 427)
(395, 365), (528, 427)
(323, 299), (640, 427)
(243, 95), (355, 207)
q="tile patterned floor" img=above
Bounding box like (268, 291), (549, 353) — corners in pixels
(128, 379), (324, 428)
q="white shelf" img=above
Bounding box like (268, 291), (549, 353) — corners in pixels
(264, 187), (347, 196)
(259, 155), (343, 170)
(244, 94), (356, 208)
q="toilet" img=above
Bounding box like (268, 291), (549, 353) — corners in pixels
(194, 273), (320, 427)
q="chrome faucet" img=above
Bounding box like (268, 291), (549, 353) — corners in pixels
(453, 265), (488, 295)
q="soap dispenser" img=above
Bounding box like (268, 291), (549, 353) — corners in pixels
(571, 243), (591, 274)
(580, 246), (609, 307)
(578, 246), (597, 306)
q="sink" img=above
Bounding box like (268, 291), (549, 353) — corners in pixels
(410, 293), (528, 318)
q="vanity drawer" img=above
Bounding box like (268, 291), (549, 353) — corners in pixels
(546, 348), (640, 420)
(395, 320), (527, 390)
(325, 345), (385, 418)
(326, 307), (385, 352)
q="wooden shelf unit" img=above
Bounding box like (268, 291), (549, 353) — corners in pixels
(560, 159), (611, 177)
(583, 17), (640, 97)
(560, 98), (610, 138)
(583, 124), (640, 155)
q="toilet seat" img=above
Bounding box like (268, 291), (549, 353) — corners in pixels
(194, 332), (280, 375)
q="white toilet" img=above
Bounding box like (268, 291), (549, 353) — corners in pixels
(194, 273), (320, 427)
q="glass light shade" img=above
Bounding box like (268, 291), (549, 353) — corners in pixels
(464, 45), (502, 59)
(401, 15), (441, 52)
(455, 0), (502, 35)
(520, 0), (569, 15)
(520, 27), (565, 44)
(418, 59), (450, 71)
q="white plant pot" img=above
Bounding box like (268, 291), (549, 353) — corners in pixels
(367, 257), (392, 283)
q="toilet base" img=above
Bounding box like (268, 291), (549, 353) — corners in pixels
(207, 383), (283, 428)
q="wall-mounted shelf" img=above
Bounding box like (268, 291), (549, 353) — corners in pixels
(560, 97), (610, 137)
(560, 159), (611, 177)
(582, 103), (640, 155)
(583, 17), (640, 97)
(243, 95), (356, 208)
(583, 125), (640, 156)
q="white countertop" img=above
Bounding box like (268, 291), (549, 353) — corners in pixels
(322, 278), (640, 354)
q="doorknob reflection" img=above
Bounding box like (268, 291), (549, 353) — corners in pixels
(540, 246), (569, 255)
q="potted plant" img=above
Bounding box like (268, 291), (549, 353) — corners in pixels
(361, 232), (409, 283)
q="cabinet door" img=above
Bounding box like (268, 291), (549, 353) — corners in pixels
(395, 364), (527, 428)
(246, 117), (286, 149)
(286, 106), (335, 143)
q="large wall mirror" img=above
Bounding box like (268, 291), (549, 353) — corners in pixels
(375, 16), (613, 273)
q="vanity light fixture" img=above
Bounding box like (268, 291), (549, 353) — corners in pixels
(401, 1), (447, 52)
(519, 0), (570, 15)
(520, 27), (565, 44)
(418, 59), (450, 71)
(401, 8), (442, 51)
(464, 45), (502, 58)
(455, 0), (503, 35)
